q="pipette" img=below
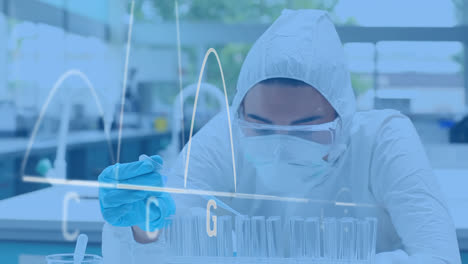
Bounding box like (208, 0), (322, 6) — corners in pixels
(138, 154), (241, 216)
(204, 194), (241, 216)
(73, 234), (88, 264)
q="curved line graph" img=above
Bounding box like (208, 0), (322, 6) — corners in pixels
(20, 69), (114, 177)
(183, 48), (238, 192)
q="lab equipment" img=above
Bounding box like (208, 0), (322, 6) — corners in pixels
(339, 217), (356, 260)
(163, 213), (378, 263)
(98, 154), (176, 231)
(323, 217), (338, 260)
(46, 254), (103, 264)
(73, 234), (88, 264)
(366, 217), (378, 262)
(251, 216), (268, 257)
(235, 215), (251, 257)
(288, 216), (305, 258)
(266, 216), (283, 258)
(304, 217), (321, 258)
(47, 233), (102, 264)
(34, 96), (71, 182)
(217, 215), (234, 257)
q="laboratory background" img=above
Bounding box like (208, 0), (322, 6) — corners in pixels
(0, 0), (467, 263)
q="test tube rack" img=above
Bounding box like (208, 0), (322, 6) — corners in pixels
(161, 214), (377, 264)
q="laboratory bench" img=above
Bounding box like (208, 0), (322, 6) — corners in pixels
(0, 170), (468, 263)
(0, 128), (171, 199)
(0, 185), (102, 263)
(0, 140), (467, 263)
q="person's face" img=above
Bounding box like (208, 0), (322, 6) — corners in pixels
(242, 83), (337, 126)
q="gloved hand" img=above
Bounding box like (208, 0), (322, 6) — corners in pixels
(98, 155), (175, 232)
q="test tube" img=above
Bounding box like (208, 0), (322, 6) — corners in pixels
(356, 219), (370, 261)
(339, 217), (356, 260)
(366, 217), (378, 262)
(201, 214), (218, 257)
(217, 216), (234, 257)
(162, 216), (174, 255)
(168, 216), (183, 256)
(188, 215), (201, 257)
(251, 216), (268, 258)
(322, 217), (338, 260)
(194, 214), (206, 256)
(266, 216), (283, 258)
(288, 217), (305, 258)
(304, 217), (321, 259)
(181, 216), (192, 256)
(235, 215), (251, 257)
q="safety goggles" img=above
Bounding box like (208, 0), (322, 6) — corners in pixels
(235, 117), (339, 145)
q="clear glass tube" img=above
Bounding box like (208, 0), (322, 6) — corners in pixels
(356, 217), (378, 262)
(235, 215), (251, 257)
(164, 214), (376, 262)
(196, 214), (216, 257)
(288, 216), (305, 258)
(166, 215), (182, 256)
(322, 217), (338, 260)
(189, 215), (202, 257)
(181, 216), (193, 256)
(217, 215), (233, 257)
(366, 217), (378, 262)
(266, 216), (283, 258)
(206, 215), (218, 257)
(356, 219), (370, 261)
(162, 216), (173, 254)
(339, 217), (356, 260)
(304, 217), (321, 259)
(251, 216), (268, 257)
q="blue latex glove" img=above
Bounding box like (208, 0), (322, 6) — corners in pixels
(98, 155), (175, 232)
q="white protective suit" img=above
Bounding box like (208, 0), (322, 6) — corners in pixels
(102, 9), (461, 264)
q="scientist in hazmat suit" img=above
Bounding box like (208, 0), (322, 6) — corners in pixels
(99, 9), (461, 263)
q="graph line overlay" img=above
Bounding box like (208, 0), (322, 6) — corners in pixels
(22, 175), (379, 208)
(116, 0), (136, 164)
(20, 69), (114, 177)
(183, 48), (238, 192)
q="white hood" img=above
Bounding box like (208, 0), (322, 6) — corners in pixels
(231, 9), (356, 162)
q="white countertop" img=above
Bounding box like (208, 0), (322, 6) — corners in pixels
(0, 185), (103, 243)
(0, 128), (165, 157)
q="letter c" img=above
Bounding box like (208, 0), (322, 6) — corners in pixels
(62, 192), (80, 241)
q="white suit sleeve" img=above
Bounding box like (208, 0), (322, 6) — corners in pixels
(370, 115), (461, 264)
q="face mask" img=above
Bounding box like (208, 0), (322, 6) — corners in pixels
(239, 134), (332, 194)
